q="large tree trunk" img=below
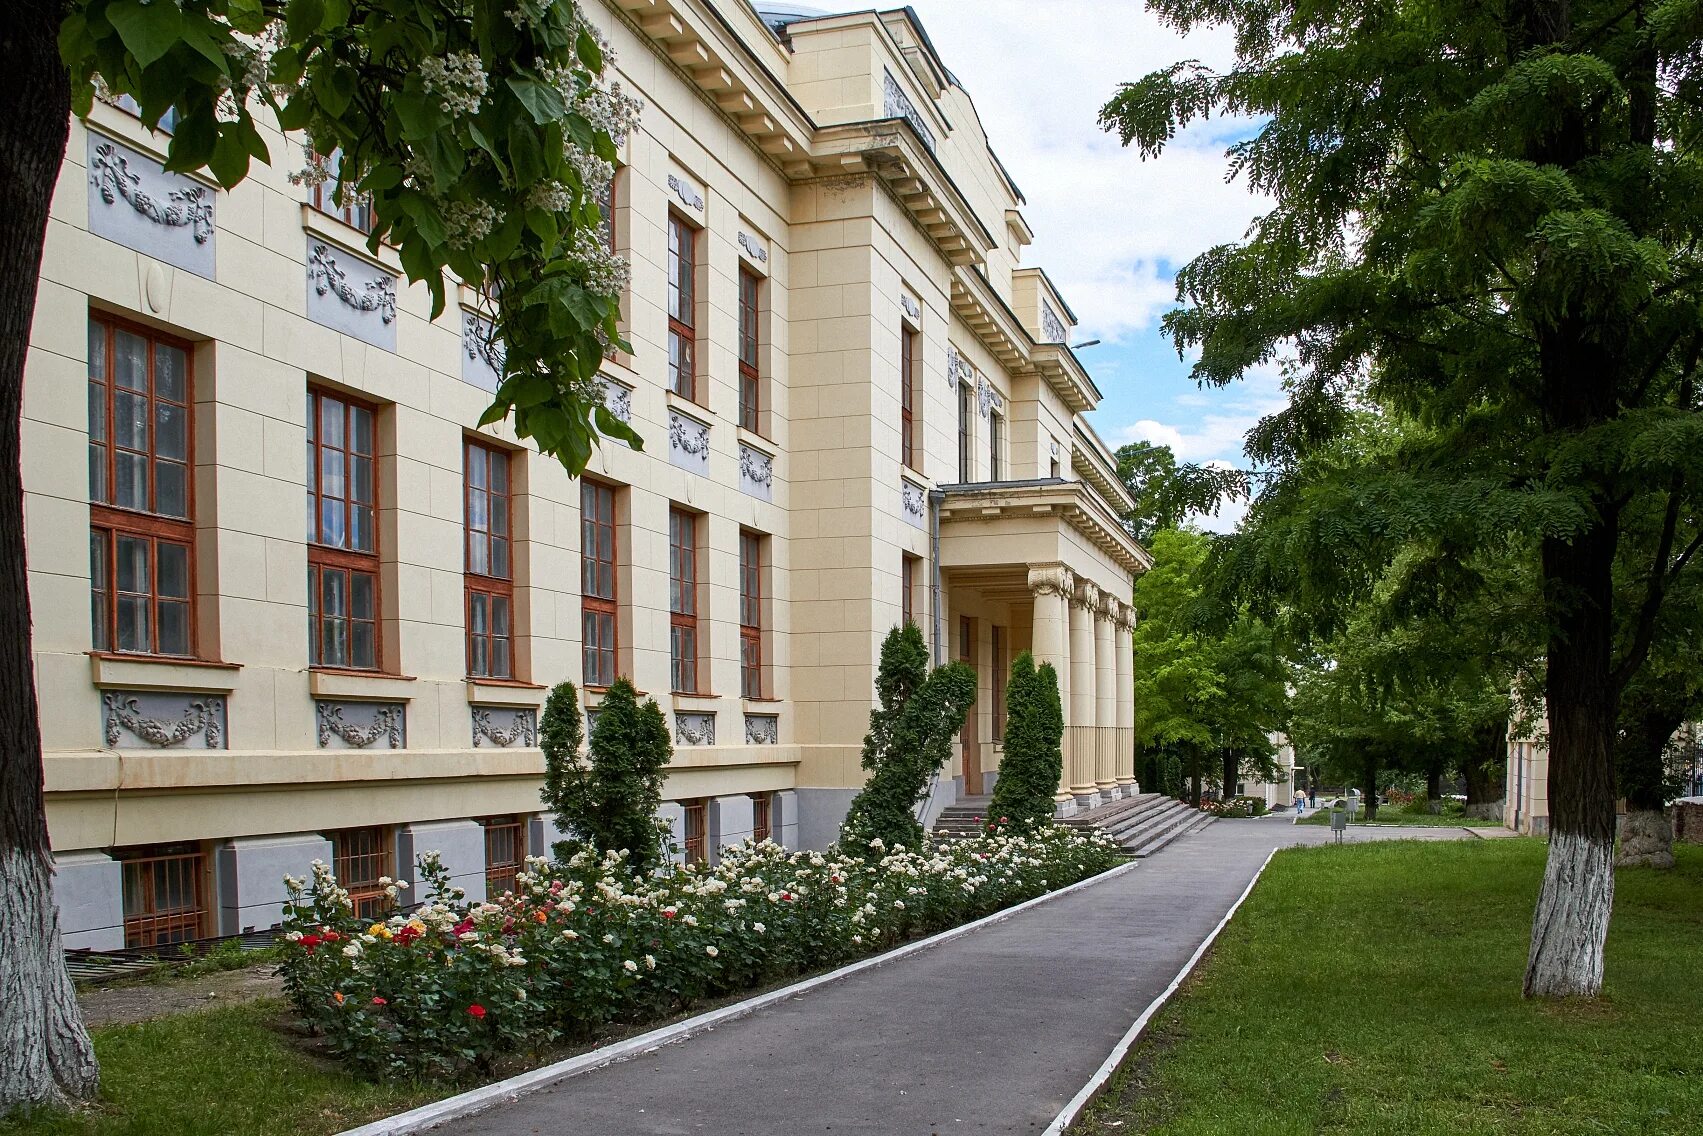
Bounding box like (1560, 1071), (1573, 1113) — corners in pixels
(1615, 694), (1683, 870)
(1359, 758), (1379, 821)
(0, 1), (97, 1116)
(1463, 719), (1507, 821)
(1425, 765), (1443, 811)
(1221, 746), (1237, 802)
(1525, 505), (1620, 999)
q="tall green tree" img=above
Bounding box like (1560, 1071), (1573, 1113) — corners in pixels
(538, 678), (673, 871)
(840, 624), (976, 854)
(1105, 0), (1703, 997)
(1114, 440), (1248, 544)
(1131, 528), (1287, 807)
(988, 651), (1065, 828)
(3, 0), (634, 1112)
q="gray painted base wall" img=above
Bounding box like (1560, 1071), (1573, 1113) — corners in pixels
(775, 789), (800, 850)
(792, 788), (859, 851)
(218, 833), (333, 935)
(53, 851), (124, 950)
(400, 819), (488, 905)
(712, 795), (756, 863)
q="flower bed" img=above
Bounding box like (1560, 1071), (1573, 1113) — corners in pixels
(279, 825), (1122, 1079)
(1202, 795), (1270, 818)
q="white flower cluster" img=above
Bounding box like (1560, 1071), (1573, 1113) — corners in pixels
(420, 52), (490, 116)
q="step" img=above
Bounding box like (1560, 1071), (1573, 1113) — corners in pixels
(1128, 811), (1215, 858)
(1113, 801), (1205, 855)
(1063, 792), (1163, 828)
(1095, 797), (1178, 841)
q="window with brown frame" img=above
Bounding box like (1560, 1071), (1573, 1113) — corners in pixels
(464, 439), (514, 679)
(667, 212), (697, 401)
(989, 411), (1004, 481)
(682, 798), (707, 865)
(958, 380), (974, 483)
(739, 530), (764, 698)
(902, 553), (919, 629)
(752, 793), (772, 844)
(307, 388), (381, 670)
(483, 815), (525, 898)
(738, 268), (761, 432)
(669, 508), (699, 694)
(580, 480), (618, 687)
(597, 172), (617, 252)
(991, 625), (1008, 739)
(332, 827), (394, 921)
(119, 844), (206, 947)
(310, 148), (373, 232)
(900, 326), (919, 470)
(88, 316), (195, 658)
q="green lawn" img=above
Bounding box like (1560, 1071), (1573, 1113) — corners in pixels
(1076, 839), (1703, 1135)
(0, 999), (446, 1136)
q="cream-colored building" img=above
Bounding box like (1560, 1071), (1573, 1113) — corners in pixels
(33, 0), (1147, 950)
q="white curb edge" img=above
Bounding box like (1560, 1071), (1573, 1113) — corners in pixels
(337, 854), (1146, 1136)
(1040, 847), (1279, 1135)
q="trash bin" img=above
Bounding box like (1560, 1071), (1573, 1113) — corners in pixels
(1330, 800), (1349, 844)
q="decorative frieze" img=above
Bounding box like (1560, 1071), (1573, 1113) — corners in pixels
(1040, 299), (1068, 344)
(461, 310), (504, 392)
(899, 292), (921, 324)
(901, 478), (928, 530)
(306, 240), (398, 350)
(745, 714), (779, 745)
(668, 410), (711, 476)
(947, 344), (974, 391)
(667, 173), (705, 213)
(316, 700), (405, 749)
(737, 230), (769, 264)
(86, 134), (215, 278)
(675, 712), (716, 746)
(977, 376), (1003, 418)
(472, 706), (538, 748)
(739, 443), (774, 501)
(601, 376), (633, 424)
(102, 691), (226, 749)
(883, 68), (936, 151)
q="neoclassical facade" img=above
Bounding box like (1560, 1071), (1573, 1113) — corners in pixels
(32, 0), (1146, 951)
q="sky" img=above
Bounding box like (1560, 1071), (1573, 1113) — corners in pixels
(901, 0), (1276, 529)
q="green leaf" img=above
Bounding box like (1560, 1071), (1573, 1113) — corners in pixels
(478, 401), (510, 427)
(507, 118), (544, 186)
(506, 75), (566, 124)
(575, 27), (604, 73)
(315, 65), (355, 119)
(208, 128), (251, 188)
(392, 91), (447, 140)
(286, 0), (327, 42)
(106, 0), (184, 68)
(227, 0), (269, 35)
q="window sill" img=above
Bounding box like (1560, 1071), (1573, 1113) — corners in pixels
(737, 426), (775, 452)
(467, 679), (549, 707)
(309, 669), (417, 702)
(901, 466), (934, 488)
(741, 696), (782, 707)
(670, 693), (722, 711)
(664, 389), (710, 422)
(88, 653), (241, 693)
(299, 205), (400, 274)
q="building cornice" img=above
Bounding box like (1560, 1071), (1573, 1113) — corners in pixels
(936, 479), (1151, 575)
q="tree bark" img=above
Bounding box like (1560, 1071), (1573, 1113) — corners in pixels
(1221, 745), (1237, 802)
(1360, 758), (1379, 821)
(0, 1), (98, 1116)
(1425, 766), (1443, 811)
(1463, 719), (1506, 821)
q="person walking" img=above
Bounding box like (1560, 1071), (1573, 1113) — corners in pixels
(1308, 785), (1318, 809)
(1294, 790), (1306, 816)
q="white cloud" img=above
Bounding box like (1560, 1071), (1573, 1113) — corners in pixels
(1107, 359), (1287, 464)
(906, 0), (1271, 343)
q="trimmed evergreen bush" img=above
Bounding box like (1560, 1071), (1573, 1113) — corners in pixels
(988, 651), (1065, 828)
(539, 677), (673, 869)
(840, 623), (976, 854)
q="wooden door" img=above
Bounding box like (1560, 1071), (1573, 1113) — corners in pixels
(958, 615), (981, 795)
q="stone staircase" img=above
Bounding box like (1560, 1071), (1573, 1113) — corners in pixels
(1062, 793), (1214, 857)
(929, 792), (1213, 858)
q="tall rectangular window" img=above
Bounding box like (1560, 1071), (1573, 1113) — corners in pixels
(667, 213), (697, 401)
(900, 327), (919, 470)
(465, 440), (513, 679)
(682, 798), (707, 865)
(332, 827), (394, 921)
(88, 317), (194, 657)
(483, 815), (525, 898)
(580, 480), (618, 687)
(597, 172), (617, 252)
(989, 412), (1004, 481)
(902, 553), (919, 629)
(957, 381), (974, 482)
(669, 508), (699, 694)
(991, 625), (1008, 739)
(738, 268), (761, 432)
(119, 844), (205, 947)
(310, 149), (372, 232)
(307, 388), (380, 670)
(752, 793), (772, 844)
(740, 530), (764, 698)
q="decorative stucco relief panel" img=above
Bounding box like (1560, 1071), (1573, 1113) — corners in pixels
(87, 133), (215, 278)
(461, 310), (504, 392)
(668, 410), (711, 476)
(883, 68), (936, 151)
(739, 443), (774, 502)
(901, 478), (928, 531)
(316, 700), (405, 749)
(306, 239), (398, 350)
(675, 712), (716, 746)
(472, 706), (538, 748)
(744, 714), (779, 745)
(102, 691), (226, 749)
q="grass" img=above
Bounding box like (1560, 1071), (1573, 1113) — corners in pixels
(0, 999), (445, 1136)
(1297, 804), (1481, 827)
(1075, 839), (1703, 1135)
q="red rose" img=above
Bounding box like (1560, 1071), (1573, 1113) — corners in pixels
(467, 1003), (487, 1019)
(662, 910), (675, 919)
(451, 919), (475, 936)
(323, 931), (341, 942)
(371, 996), (388, 1006)
(299, 934), (322, 951)
(780, 892), (792, 902)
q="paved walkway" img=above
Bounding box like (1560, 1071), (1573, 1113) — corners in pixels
(456, 818), (1465, 1136)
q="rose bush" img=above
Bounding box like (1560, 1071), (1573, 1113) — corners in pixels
(279, 825), (1121, 1078)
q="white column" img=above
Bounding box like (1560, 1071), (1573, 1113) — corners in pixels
(1116, 601), (1136, 792)
(1026, 564), (1072, 806)
(1068, 581), (1098, 802)
(1094, 597), (1117, 799)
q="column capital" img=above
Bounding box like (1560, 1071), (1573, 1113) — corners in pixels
(1115, 601), (1139, 631)
(1027, 563), (1073, 598)
(1071, 579), (1101, 611)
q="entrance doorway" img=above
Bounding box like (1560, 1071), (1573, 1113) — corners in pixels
(958, 615), (981, 795)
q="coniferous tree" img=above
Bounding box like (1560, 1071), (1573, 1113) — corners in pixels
(840, 624), (976, 854)
(539, 678), (671, 871)
(988, 653), (1065, 828)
